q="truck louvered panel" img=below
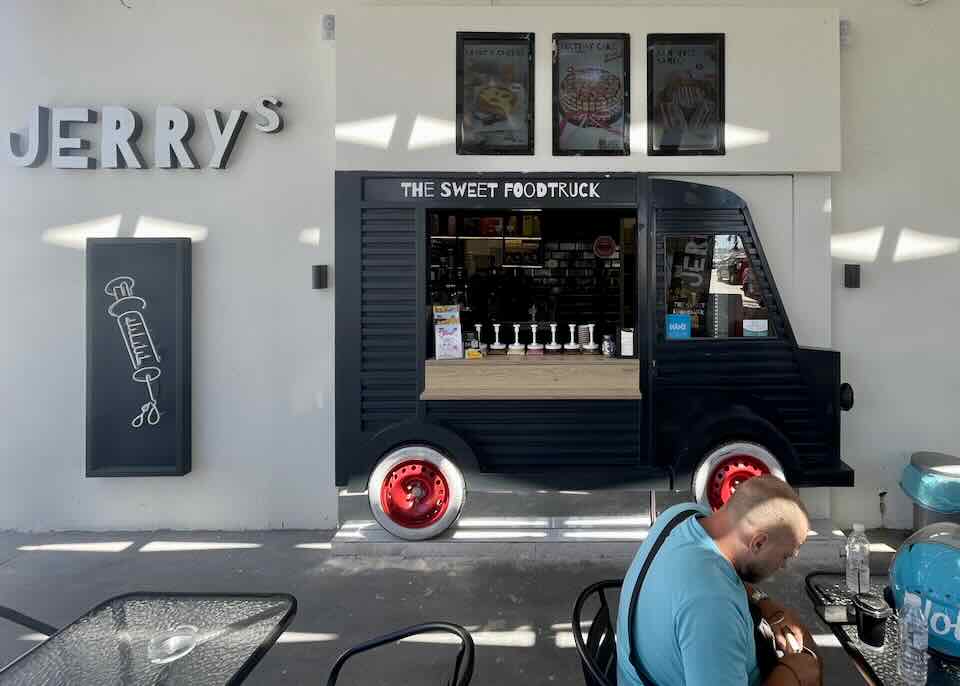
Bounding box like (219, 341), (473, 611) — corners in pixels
(740, 235), (785, 335)
(658, 221), (748, 232)
(659, 209), (744, 220)
(657, 343), (832, 466)
(361, 291), (417, 302)
(362, 273), (416, 284)
(655, 344), (797, 361)
(657, 357), (797, 375)
(363, 338), (417, 351)
(360, 356), (413, 371)
(660, 377), (805, 389)
(361, 395), (417, 408)
(360, 208), (418, 433)
(361, 310), (415, 321)
(427, 401), (640, 467)
(366, 255), (409, 269)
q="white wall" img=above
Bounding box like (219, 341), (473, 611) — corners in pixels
(4, 0), (958, 531)
(823, 0), (960, 529)
(0, 0), (337, 530)
(337, 5), (841, 172)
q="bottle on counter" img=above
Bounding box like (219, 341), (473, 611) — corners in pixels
(602, 334), (615, 357)
(845, 523), (871, 594)
(898, 592), (928, 685)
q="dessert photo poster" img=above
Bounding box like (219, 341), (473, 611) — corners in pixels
(648, 33), (725, 155)
(457, 33), (535, 155)
(553, 34), (630, 155)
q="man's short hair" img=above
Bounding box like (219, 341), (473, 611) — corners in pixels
(725, 475), (809, 536)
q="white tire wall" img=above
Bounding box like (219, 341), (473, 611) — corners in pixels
(692, 441), (786, 510)
(367, 445), (466, 540)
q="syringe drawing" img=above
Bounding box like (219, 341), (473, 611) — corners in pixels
(105, 276), (162, 428)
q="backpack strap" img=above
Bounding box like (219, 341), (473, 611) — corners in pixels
(627, 508), (700, 685)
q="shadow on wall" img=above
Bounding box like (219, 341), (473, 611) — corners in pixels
(335, 113), (770, 152)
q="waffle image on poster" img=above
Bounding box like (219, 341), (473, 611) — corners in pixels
(553, 34), (630, 155)
(648, 33), (725, 155)
(457, 33), (534, 155)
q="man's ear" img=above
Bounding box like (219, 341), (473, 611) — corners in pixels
(750, 531), (769, 554)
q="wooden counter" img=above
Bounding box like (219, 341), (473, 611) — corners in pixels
(421, 355), (642, 401)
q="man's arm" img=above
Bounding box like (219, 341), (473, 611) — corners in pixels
(743, 584), (822, 686)
(676, 596), (753, 686)
(676, 593), (822, 686)
(745, 583), (820, 658)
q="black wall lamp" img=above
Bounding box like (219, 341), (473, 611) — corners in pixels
(312, 265), (329, 289)
(844, 264), (860, 289)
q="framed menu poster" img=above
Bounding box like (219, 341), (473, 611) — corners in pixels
(553, 33), (630, 156)
(457, 32), (535, 155)
(648, 34), (725, 156)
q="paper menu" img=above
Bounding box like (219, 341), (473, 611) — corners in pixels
(432, 305), (461, 325)
(433, 305), (464, 359)
(434, 324), (464, 359)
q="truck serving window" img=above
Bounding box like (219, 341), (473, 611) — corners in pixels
(663, 234), (773, 340)
(428, 208), (637, 353)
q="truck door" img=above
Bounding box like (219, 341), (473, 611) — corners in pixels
(649, 178), (834, 507)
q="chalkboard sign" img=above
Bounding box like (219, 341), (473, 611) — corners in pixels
(86, 239), (191, 476)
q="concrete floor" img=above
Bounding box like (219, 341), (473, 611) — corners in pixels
(0, 528), (908, 685)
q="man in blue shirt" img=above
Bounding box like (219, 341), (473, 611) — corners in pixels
(617, 476), (820, 686)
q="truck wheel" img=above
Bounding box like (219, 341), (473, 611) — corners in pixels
(692, 441), (786, 511)
(368, 445), (465, 540)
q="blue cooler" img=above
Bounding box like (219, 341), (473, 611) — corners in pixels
(888, 523), (960, 661)
(901, 452), (960, 530)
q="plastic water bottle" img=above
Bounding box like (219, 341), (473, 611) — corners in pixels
(845, 523), (871, 594)
(899, 592), (928, 684)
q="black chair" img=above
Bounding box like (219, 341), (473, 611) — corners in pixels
(573, 580), (622, 686)
(326, 621), (474, 686)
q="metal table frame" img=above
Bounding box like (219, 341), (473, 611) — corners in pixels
(805, 571), (885, 686)
(805, 571), (960, 686)
(0, 592), (297, 685)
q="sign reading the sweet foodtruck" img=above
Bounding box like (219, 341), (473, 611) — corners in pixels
(553, 34), (630, 156)
(362, 176), (638, 205)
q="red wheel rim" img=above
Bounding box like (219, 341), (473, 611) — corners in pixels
(379, 459), (450, 529)
(708, 455), (770, 510)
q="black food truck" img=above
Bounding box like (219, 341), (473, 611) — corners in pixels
(335, 173), (854, 540)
